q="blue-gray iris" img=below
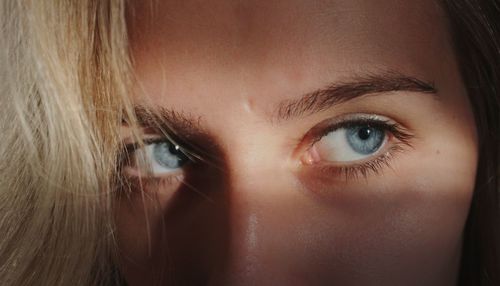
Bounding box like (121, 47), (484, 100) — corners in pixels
(345, 126), (385, 155)
(153, 142), (189, 169)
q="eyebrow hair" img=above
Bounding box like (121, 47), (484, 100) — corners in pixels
(274, 72), (437, 122)
(126, 105), (205, 140)
(126, 72), (437, 133)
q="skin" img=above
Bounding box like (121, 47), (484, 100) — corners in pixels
(117, 0), (478, 285)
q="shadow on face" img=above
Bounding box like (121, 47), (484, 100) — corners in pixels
(116, 0), (478, 285)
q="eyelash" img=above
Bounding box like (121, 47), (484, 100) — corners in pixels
(306, 117), (414, 180)
(118, 117), (414, 184)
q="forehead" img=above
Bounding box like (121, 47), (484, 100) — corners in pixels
(127, 0), (453, 115)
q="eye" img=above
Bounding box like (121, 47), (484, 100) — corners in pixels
(302, 114), (413, 178)
(122, 138), (191, 177)
(313, 124), (387, 162)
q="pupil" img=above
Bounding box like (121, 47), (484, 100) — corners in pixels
(358, 127), (372, 140)
(169, 143), (181, 155)
(345, 125), (385, 155)
(168, 143), (189, 163)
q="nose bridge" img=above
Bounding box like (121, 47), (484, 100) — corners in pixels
(217, 179), (269, 285)
(222, 134), (274, 246)
(211, 133), (297, 284)
(213, 174), (302, 286)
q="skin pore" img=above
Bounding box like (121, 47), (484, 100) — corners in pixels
(117, 0), (478, 285)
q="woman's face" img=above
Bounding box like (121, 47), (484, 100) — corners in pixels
(118, 0), (478, 285)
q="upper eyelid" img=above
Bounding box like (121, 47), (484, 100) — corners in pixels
(319, 118), (394, 137)
(303, 114), (397, 143)
(123, 134), (189, 154)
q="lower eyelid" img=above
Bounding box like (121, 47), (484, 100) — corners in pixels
(121, 162), (185, 180)
(120, 169), (186, 193)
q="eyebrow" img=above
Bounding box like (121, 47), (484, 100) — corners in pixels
(274, 72), (437, 122)
(127, 72), (437, 133)
(129, 106), (204, 137)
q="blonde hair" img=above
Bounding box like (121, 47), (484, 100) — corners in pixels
(0, 1), (132, 285)
(1, 0), (499, 285)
